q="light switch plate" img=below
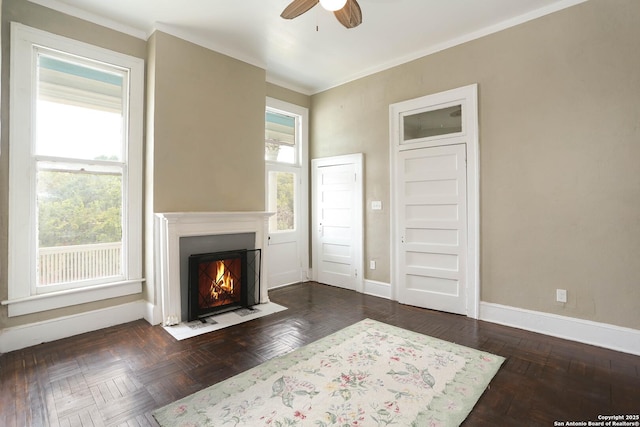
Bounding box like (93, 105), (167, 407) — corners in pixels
(556, 289), (567, 303)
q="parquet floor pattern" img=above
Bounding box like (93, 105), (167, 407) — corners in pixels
(1, 282), (639, 426)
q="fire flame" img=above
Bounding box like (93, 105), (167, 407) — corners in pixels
(209, 261), (234, 300)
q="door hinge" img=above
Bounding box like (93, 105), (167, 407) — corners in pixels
(354, 268), (358, 278)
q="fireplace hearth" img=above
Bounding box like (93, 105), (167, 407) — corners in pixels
(188, 249), (260, 321)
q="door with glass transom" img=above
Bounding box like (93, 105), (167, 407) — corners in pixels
(265, 98), (309, 289)
(390, 84), (480, 318)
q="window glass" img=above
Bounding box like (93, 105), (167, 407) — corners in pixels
(36, 51), (125, 161)
(37, 169), (123, 285)
(265, 111), (296, 164)
(34, 50), (127, 288)
(403, 105), (462, 141)
(267, 171), (296, 232)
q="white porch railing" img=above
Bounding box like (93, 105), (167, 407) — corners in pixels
(38, 242), (122, 285)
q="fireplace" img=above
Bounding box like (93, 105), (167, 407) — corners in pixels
(154, 211), (273, 326)
(188, 249), (261, 321)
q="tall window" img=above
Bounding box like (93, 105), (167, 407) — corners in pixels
(7, 24), (144, 316)
(265, 109), (299, 233)
(36, 50), (126, 288)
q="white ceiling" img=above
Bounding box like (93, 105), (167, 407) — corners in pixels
(29, 0), (586, 94)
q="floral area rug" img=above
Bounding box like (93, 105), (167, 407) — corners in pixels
(153, 319), (504, 426)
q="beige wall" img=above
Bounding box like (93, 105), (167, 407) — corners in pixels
(148, 31), (267, 213)
(144, 31), (268, 306)
(267, 82), (311, 109)
(311, 0), (640, 330)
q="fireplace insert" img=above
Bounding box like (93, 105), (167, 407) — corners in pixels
(187, 249), (260, 321)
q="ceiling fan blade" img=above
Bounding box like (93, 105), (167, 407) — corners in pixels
(281, 0), (319, 19)
(334, 0), (362, 28)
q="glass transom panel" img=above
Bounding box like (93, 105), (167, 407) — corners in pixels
(402, 105), (462, 142)
(265, 111), (297, 164)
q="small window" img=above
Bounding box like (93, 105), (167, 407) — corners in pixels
(402, 104), (462, 142)
(265, 110), (297, 164)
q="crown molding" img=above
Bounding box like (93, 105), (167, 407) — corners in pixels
(27, 0), (147, 39)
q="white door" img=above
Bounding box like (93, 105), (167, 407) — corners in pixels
(397, 144), (468, 314)
(267, 167), (304, 287)
(265, 98), (309, 289)
(312, 154), (363, 292)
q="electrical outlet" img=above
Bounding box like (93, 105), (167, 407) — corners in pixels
(556, 289), (567, 303)
(369, 260), (376, 270)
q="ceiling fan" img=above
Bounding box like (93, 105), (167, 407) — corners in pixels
(281, 0), (363, 29)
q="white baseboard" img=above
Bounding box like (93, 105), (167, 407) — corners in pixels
(357, 283), (639, 355)
(145, 301), (163, 325)
(480, 302), (640, 356)
(4, 295), (637, 357)
(0, 300), (146, 354)
(363, 279), (392, 299)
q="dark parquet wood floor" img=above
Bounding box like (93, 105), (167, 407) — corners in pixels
(1, 282), (639, 426)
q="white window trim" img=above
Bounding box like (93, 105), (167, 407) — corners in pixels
(3, 23), (144, 317)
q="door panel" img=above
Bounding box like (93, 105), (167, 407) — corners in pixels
(312, 155), (363, 292)
(267, 168), (302, 288)
(267, 237), (300, 286)
(397, 144), (467, 314)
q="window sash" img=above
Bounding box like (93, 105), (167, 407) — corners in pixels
(36, 46), (126, 114)
(265, 108), (300, 165)
(265, 111), (296, 146)
(33, 49), (129, 293)
(35, 162), (126, 293)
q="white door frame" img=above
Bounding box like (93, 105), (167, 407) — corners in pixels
(311, 153), (364, 293)
(389, 84), (479, 319)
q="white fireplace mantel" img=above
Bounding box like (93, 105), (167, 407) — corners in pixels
(154, 211), (273, 325)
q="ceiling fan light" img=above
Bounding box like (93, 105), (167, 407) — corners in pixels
(319, 0), (348, 12)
